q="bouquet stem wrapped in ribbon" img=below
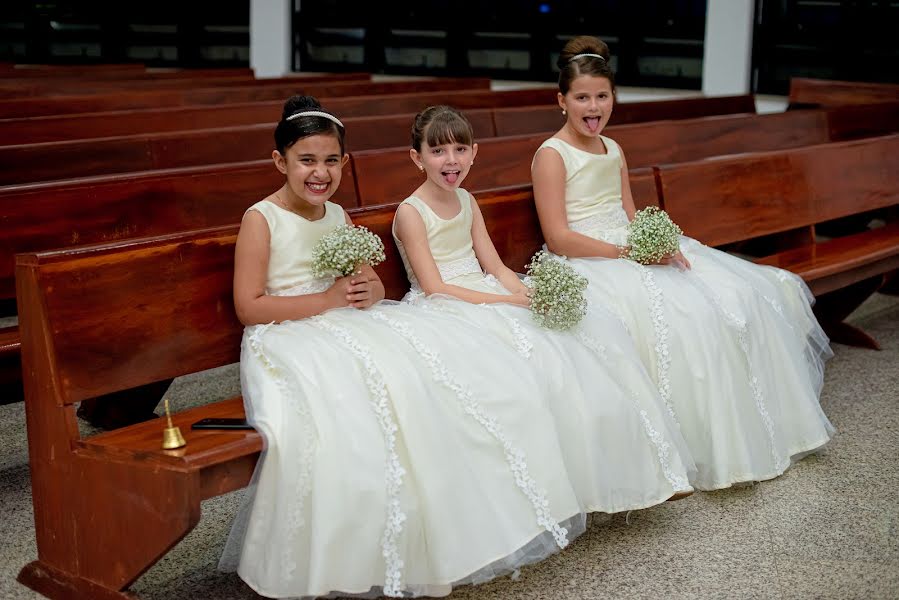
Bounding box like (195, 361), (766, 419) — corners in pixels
(625, 206), (683, 265)
(524, 250), (588, 330)
(312, 224), (386, 278)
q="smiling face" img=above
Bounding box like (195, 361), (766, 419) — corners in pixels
(273, 133), (348, 213)
(558, 74), (615, 138)
(412, 138), (479, 193)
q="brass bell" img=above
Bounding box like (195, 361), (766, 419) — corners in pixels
(161, 398), (187, 450)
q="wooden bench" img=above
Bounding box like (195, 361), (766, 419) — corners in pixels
(0, 88), (762, 145)
(16, 178), (615, 598)
(350, 109), (835, 207)
(0, 109), (496, 185)
(655, 134), (899, 349)
(788, 77), (899, 109)
(0, 79), (497, 143)
(0, 74), (479, 118)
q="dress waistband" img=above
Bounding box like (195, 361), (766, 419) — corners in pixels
(270, 278), (334, 297)
(569, 208), (630, 235)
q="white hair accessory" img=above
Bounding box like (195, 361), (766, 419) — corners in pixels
(570, 53), (606, 62)
(285, 110), (344, 128)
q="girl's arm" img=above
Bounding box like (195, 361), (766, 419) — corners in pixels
(467, 194), (531, 294)
(394, 203), (529, 307)
(531, 147), (625, 259)
(233, 210), (355, 325)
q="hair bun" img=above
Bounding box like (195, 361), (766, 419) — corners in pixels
(281, 95), (323, 121)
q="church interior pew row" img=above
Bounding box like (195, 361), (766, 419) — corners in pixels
(6, 96), (896, 189)
(0, 90), (755, 144)
(1, 96), (811, 186)
(0, 77), (493, 140)
(0, 109), (495, 185)
(788, 77), (899, 109)
(14, 134), (898, 596)
(0, 72), (372, 117)
(0, 73), (468, 118)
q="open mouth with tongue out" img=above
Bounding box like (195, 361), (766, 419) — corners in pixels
(442, 170), (461, 185)
(584, 116), (602, 133)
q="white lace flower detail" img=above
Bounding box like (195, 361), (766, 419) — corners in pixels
(369, 311), (570, 549)
(308, 318), (407, 596)
(687, 282), (787, 471)
(244, 322), (315, 578)
(634, 265), (678, 425)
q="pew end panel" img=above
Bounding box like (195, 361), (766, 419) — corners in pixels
(15, 228), (261, 599)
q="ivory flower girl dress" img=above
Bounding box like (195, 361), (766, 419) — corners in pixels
(535, 135), (834, 490)
(393, 189), (696, 515)
(221, 199), (587, 599)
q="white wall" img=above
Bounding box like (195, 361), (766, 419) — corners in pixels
(702, 0), (755, 96)
(250, 0), (292, 78)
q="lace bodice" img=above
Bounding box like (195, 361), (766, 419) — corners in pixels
(536, 135), (630, 238)
(247, 199), (344, 294)
(392, 189), (484, 288)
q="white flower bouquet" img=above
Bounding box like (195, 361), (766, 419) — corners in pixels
(312, 224), (386, 278)
(625, 206), (683, 265)
(524, 250), (588, 330)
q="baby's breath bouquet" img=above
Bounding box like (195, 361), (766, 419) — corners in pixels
(312, 224), (386, 278)
(524, 250), (588, 331)
(625, 206), (683, 265)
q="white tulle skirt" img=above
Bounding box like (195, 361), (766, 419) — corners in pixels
(220, 285), (586, 599)
(402, 273), (695, 515)
(561, 214), (834, 490)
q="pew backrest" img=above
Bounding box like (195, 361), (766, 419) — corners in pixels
(656, 134), (899, 247)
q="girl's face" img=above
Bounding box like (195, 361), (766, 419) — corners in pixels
(412, 139), (479, 193)
(273, 133), (347, 208)
(558, 75), (615, 138)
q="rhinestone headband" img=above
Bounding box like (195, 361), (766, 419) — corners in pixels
(570, 53), (606, 62)
(285, 110), (344, 128)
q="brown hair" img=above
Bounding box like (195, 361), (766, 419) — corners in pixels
(411, 105), (474, 152)
(557, 35), (614, 95)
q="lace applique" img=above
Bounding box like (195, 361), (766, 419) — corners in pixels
(634, 265), (678, 424)
(687, 282), (787, 471)
(270, 278), (334, 297)
(307, 318), (407, 596)
(632, 401), (691, 492)
(574, 330), (608, 361)
(494, 309), (533, 358)
(369, 311), (570, 549)
(244, 322), (315, 578)
(569, 209), (630, 235)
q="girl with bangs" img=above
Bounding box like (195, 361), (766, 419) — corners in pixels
(392, 105), (695, 520)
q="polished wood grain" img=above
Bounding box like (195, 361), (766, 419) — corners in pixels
(788, 77), (899, 108)
(0, 109), (496, 186)
(0, 78), (491, 144)
(0, 75), (486, 118)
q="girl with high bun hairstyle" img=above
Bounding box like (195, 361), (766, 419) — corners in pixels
(531, 36), (834, 491)
(225, 95), (590, 598)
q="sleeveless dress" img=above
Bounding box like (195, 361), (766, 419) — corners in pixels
(392, 191), (695, 515)
(221, 199), (587, 599)
(536, 136), (835, 490)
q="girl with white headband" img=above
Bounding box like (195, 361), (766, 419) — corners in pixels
(223, 95), (588, 598)
(531, 35), (834, 491)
